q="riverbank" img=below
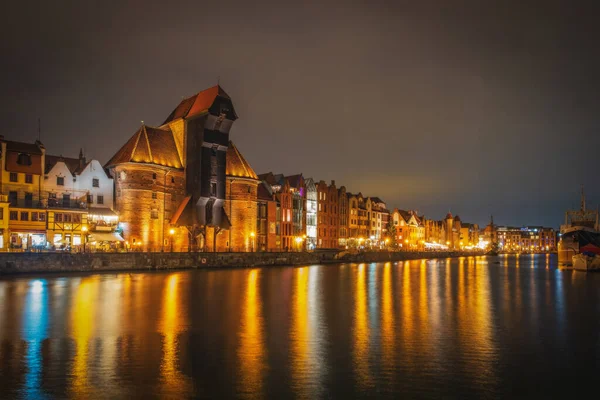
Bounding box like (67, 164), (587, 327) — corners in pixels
(0, 250), (482, 275)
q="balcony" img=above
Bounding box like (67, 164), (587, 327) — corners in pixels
(46, 198), (88, 210)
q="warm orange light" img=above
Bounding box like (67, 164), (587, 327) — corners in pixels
(250, 232), (255, 238)
(169, 228), (175, 235)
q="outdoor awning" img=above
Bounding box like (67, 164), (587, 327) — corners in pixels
(88, 207), (118, 217)
(89, 232), (125, 242)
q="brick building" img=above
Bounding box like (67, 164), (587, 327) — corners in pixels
(214, 141), (259, 252)
(106, 124), (186, 251)
(316, 180), (339, 248)
(107, 85), (258, 252)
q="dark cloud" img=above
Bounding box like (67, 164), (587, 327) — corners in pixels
(1, 0), (599, 227)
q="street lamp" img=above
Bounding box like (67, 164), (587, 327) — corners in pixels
(250, 232), (255, 252)
(82, 226), (88, 253)
(169, 228), (175, 252)
(295, 236), (303, 251)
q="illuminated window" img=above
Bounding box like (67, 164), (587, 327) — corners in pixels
(152, 192), (157, 199)
(10, 172), (18, 182)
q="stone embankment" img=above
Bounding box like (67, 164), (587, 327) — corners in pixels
(0, 250), (482, 275)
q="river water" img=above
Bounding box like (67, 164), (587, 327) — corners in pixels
(0, 255), (599, 399)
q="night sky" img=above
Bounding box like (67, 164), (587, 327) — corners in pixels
(1, 1), (599, 227)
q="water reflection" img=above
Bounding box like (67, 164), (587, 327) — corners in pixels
(21, 279), (49, 399)
(0, 255), (596, 398)
(237, 269), (266, 398)
(159, 273), (190, 396)
(70, 276), (99, 398)
(353, 264), (371, 388)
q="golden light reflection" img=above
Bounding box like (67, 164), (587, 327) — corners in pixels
(353, 264), (370, 385)
(159, 274), (190, 395)
(381, 262), (394, 370)
(238, 269), (266, 397)
(291, 267), (311, 395)
(70, 276), (100, 397)
(400, 261), (414, 365)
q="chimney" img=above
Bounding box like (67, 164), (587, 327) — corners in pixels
(79, 148), (86, 170)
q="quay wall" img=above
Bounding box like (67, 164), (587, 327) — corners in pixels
(0, 251), (481, 276)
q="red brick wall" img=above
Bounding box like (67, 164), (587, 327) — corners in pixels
(112, 164), (186, 252)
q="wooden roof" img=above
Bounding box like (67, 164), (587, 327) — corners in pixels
(105, 124), (183, 169)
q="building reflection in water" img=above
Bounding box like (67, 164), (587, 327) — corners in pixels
(237, 269), (267, 398)
(290, 266), (326, 397)
(159, 273), (190, 396)
(70, 276), (99, 397)
(21, 279), (49, 399)
(380, 262), (395, 377)
(353, 263), (371, 388)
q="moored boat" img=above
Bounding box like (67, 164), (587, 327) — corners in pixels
(557, 188), (599, 267)
(573, 253), (600, 272)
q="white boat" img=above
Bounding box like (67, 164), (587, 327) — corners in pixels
(572, 253), (600, 272)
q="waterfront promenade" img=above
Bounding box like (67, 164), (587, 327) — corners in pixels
(0, 250), (482, 275)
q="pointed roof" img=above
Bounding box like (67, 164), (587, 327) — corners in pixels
(105, 124), (183, 169)
(163, 85), (236, 124)
(226, 141), (258, 179)
(45, 155), (81, 174)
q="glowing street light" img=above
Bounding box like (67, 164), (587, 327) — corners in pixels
(169, 228), (175, 252)
(250, 232), (255, 252)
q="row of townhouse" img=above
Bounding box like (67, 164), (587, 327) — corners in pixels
(0, 137), (118, 251)
(255, 174), (391, 251)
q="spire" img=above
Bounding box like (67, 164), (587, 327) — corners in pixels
(581, 185), (586, 211)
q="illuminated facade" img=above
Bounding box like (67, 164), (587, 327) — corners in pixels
(316, 180), (339, 248)
(338, 186), (348, 247)
(391, 209), (425, 249)
(106, 124), (186, 252)
(497, 226), (556, 252)
(214, 141), (259, 252)
(45, 153), (117, 249)
(0, 138), (47, 250)
(305, 178), (317, 250)
(257, 181), (278, 251)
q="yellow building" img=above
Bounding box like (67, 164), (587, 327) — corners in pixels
(46, 209), (89, 250)
(0, 195), (10, 250)
(0, 138), (48, 251)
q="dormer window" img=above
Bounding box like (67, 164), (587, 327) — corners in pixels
(17, 153), (32, 166)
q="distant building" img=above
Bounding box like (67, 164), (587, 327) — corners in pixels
(392, 209), (425, 250)
(496, 226), (556, 252)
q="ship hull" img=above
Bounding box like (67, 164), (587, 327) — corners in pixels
(558, 227), (600, 267)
